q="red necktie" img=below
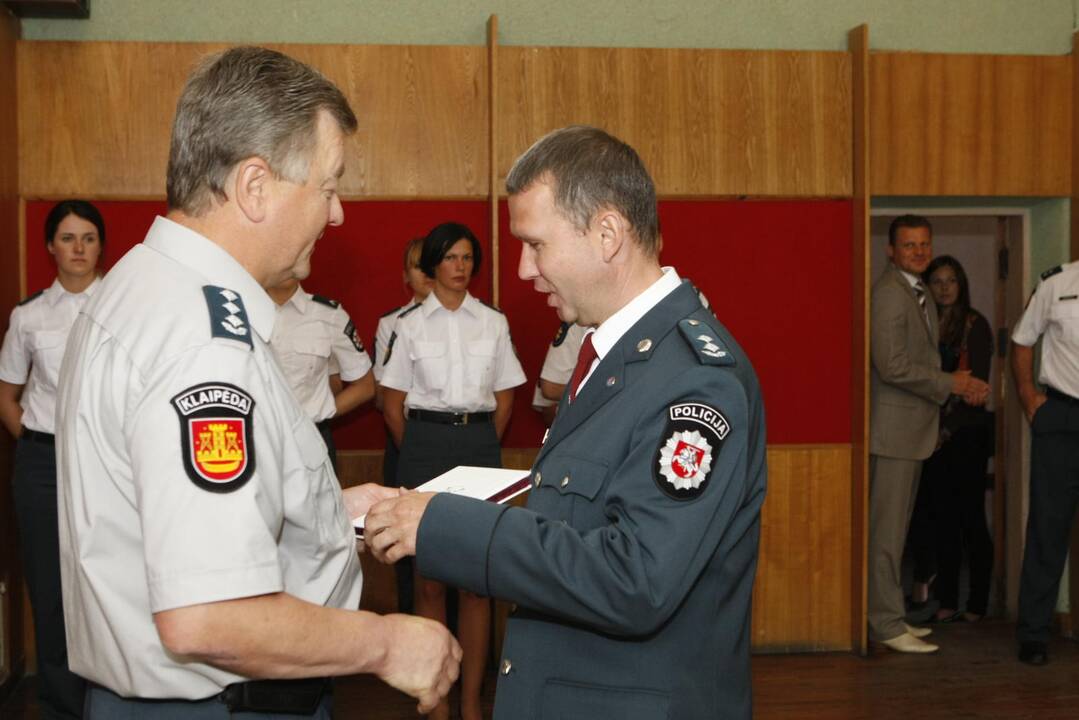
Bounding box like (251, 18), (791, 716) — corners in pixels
(569, 332), (597, 402)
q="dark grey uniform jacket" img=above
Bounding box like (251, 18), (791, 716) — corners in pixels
(416, 280), (767, 720)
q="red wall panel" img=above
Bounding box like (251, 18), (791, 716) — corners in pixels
(26, 199), (851, 449)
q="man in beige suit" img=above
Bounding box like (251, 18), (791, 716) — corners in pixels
(869, 215), (989, 653)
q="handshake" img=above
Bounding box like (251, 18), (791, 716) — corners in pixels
(951, 371), (990, 406)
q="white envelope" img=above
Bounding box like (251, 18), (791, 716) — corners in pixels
(354, 466), (531, 537)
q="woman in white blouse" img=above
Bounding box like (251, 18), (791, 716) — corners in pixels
(380, 222), (525, 720)
(0, 200), (105, 718)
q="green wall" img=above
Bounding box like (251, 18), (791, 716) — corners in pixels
(18, 0), (1079, 54)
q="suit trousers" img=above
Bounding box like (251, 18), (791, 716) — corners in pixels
(1017, 395), (1079, 644)
(12, 436), (86, 719)
(868, 454), (922, 641)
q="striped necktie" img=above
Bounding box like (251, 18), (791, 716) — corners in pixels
(914, 281), (930, 327)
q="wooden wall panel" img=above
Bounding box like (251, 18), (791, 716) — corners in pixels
(340, 445), (853, 651)
(497, 47), (852, 197)
(870, 52), (1072, 196)
(752, 445), (852, 652)
(0, 6), (24, 690)
(16, 41), (488, 199)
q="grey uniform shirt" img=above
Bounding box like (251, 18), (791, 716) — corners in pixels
(1013, 260), (1079, 398)
(0, 277), (100, 433)
(270, 286), (372, 422)
(56, 216), (361, 700)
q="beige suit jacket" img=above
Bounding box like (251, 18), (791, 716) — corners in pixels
(869, 263), (953, 460)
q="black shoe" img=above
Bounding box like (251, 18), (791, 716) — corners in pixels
(1018, 641), (1048, 666)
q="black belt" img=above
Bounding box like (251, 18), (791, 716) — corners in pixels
(219, 677), (329, 714)
(20, 427), (54, 446)
(407, 408), (493, 425)
(1047, 387), (1079, 405)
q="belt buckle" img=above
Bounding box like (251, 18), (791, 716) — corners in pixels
(455, 412), (469, 426)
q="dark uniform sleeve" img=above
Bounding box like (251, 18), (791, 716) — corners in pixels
(416, 364), (752, 636)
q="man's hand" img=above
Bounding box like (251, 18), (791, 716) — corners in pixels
(1020, 391), (1048, 424)
(951, 371), (990, 407)
(377, 614), (462, 714)
(341, 483), (402, 520)
(364, 492), (437, 564)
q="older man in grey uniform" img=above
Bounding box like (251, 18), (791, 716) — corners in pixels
(55, 47), (459, 718)
(367, 126), (767, 720)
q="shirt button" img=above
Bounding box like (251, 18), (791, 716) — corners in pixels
(688, 319), (700, 326)
(534, 472), (542, 487)
(560, 476), (569, 488)
(501, 659), (513, 675)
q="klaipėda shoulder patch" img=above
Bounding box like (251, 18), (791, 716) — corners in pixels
(653, 402), (729, 500)
(171, 382), (256, 493)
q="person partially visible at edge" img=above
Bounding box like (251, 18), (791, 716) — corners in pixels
(0, 199), (106, 718)
(55, 46), (460, 718)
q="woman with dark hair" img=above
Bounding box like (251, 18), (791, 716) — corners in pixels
(380, 222), (525, 720)
(0, 199), (105, 717)
(911, 255), (994, 623)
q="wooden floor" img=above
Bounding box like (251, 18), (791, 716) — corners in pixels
(3, 620), (1078, 719)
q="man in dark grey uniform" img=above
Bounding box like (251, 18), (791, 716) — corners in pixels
(367, 125), (767, 719)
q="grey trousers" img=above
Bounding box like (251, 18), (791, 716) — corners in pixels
(868, 454), (923, 641)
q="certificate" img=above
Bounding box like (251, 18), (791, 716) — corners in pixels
(354, 466), (531, 537)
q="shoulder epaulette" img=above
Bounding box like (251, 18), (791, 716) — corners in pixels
(17, 289), (44, 306)
(397, 303), (422, 320)
(552, 322), (571, 347)
(479, 299), (505, 315)
(677, 317), (735, 367)
(202, 285), (253, 350)
(311, 294), (340, 309)
(380, 303), (413, 319)
(1041, 265), (1063, 281)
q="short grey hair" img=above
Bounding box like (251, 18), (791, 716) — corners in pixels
(167, 46), (357, 215)
(505, 125), (660, 255)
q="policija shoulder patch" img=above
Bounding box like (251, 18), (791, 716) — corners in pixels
(171, 382), (256, 493)
(344, 320), (365, 353)
(653, 402), (729, 500)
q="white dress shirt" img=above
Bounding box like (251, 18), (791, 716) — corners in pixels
(270, 286), (372, 422)
(380, 291), (526, 412)
(0, 276), (100, 433)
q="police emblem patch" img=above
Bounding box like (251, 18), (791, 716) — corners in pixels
(171, 382), (256, 493)
(653, 402), (729, 500)
(344, 320), (364, 353)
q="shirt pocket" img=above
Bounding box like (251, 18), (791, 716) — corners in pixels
(466, 339), (497, 388)
(1050, 300), (1079, 341)
(293, 417), (347, 545)
(411, 340), (448, 388)
(30, 330), (67, 383)
(275, 330), (331, 381)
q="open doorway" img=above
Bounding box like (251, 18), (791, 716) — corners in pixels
(870, 209), (1029, 624)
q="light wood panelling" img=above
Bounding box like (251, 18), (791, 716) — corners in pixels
(848, 24), (870, 656)
(497, 47), (852, 197)
(752, 445), (852, 652)
(16, 41), (488, 199)
(870, 52), (1072, 196)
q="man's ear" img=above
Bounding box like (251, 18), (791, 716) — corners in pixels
(233, 157), (273, 223)
(885, 243), (895, 261)
(597, 210), (627, 263)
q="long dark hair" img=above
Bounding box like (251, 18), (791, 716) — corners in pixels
(923, 255), (971, 348)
